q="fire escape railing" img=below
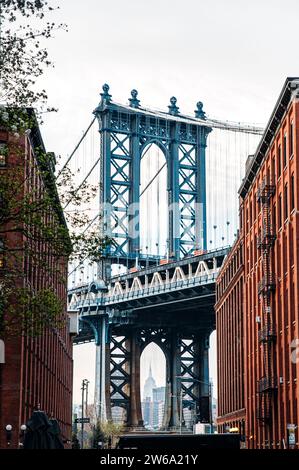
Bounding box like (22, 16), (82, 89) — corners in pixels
(256, 178), (277, 424)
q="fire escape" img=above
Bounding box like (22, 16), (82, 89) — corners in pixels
(256, 178), (277, 424)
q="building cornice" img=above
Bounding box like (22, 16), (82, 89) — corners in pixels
(239, 77), (299, 199)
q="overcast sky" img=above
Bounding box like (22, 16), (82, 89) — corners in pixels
(37, 0), (299, 403)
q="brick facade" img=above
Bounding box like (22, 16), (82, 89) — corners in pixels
(215, 235), (245, 437)
(216, 78), (299, 449)
(0, 118), (73, 448)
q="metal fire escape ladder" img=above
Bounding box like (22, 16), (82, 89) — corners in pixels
(256, 178), (277, 424)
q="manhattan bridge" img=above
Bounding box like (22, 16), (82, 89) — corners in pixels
(66, 84), (263, 430)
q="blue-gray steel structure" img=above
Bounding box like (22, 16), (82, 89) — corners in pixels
(69, 247), (229, 430)
(70, 87), (234, 431)
(69, 87), (265, 432)
(94, 85), (211, 277)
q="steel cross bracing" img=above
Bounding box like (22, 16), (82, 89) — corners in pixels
(94, 85), (212, 274)
(61, 88), (264, 255)
(67, 85), (263, 430)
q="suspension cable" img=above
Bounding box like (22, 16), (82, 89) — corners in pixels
(68, 212), (100, 277)
(140, 162), (166, 197)
(55, 117), (96, 180)
(63, 154), (101, 209)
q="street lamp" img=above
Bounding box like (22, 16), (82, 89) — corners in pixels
(19, 424), (27, 448)
(81, 378), (90, 449)
(176, 376), (213, 432)
(5, 424), (12, 447)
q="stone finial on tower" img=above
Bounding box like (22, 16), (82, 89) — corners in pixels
(100, 83), (112, 103)
(195, 101), (206, 120)
(168, 96), (179, 115)
(129, 89), (140, 108)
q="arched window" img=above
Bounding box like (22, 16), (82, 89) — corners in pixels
(0, 239), (5, 268)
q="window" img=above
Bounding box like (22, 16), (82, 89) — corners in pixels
(272, 203), (276, 232)
(284, 183), (288, 220)
(271, 155), (276, 183)
(283, 133), (287, 168)
(290, 227), (294, 267)
(291, 173), (295, 211)
(278, 144), (281, 176)
(0, 240), (4, 269)
(278, 194), (282, 228)
(290, 121), (294, 157)
(246, 207), (249, 232)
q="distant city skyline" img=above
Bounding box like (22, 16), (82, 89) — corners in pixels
(73, 339), (217, 405)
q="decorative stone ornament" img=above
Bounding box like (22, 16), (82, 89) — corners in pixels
(100, 83), (112, 103)
(129, 89), (140, 108)
(168, 96), (179, 115)
(195, 101), (206, 119)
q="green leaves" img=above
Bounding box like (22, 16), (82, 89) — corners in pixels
(0, 286), (65, 336)
(0, 132), (110, 338)
(0, 1), (66, 114)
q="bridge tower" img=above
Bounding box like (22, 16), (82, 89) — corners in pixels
(94, 84), (211, 279)
(75, 86), (215, 431)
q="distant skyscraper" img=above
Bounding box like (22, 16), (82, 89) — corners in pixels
(142, 368), (166, 430)
(143, 364), (157, 400)
(142, 397), (153, 428)
(153, 386), (165, 403)
(157, 401), (165, 429)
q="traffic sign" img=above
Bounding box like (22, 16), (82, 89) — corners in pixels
(75, 417), (90, 424)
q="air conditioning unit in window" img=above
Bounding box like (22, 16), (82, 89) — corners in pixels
(68, 311), (79, 335)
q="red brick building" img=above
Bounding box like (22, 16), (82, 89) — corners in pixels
(0, 112), (74, 448)
(215, 234), (245, 437)
(216, 77), (299, 448)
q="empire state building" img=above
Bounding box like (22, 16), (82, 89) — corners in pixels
(143, 364), (157, 400)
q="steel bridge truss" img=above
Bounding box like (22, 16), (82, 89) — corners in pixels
(94, 85), (211, 271)
(90, 323), (211, 430)
(70, 249), (228, 430)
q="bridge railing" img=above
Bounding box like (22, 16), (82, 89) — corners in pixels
(71, 270), (219, 311)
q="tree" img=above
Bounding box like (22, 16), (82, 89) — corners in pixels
(98, 421), (124, 449)
(0, 0), (66, 111)
(0, 3), (110, 337)
(91, 421), (105, 449)
(0, 113), (109, 336)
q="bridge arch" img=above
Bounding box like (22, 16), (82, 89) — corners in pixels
(139, 139), (169, 159)
(140, 142), (168, 258)
(140, 341), (167, 431)
(94, 86), (212, 272)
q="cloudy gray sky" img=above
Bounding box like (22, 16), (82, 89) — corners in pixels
(38, 0), (299, 403)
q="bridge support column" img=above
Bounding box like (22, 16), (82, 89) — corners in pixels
(198, 332), (211, 423)
(165, 330), (181, 430)
(94, 315), (111, 422)
(127, 331), (143, 429)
